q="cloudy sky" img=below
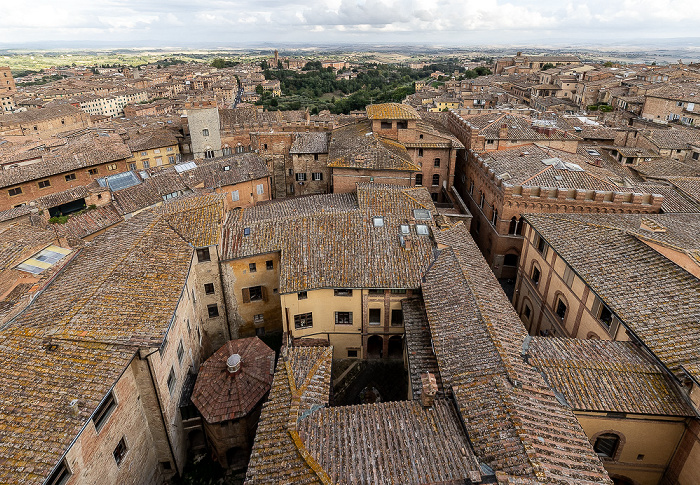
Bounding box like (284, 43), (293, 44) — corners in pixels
(1, 0), (699, 47)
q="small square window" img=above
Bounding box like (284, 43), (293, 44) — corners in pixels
(298, 291), (308, 300)
(254, 314), (264, 325)
(347, 349), (358, 358)
(196, 247), (211, 262)
(249, 262), (257, 273)
(266, 260), (274, 270)
(202, 129), (209, 136)
(65, 173), (77, 182)
(204, 283), (215, 295)
(207, 304), (219, 318)
(113, 437), (128, 466)
(38, 179), (51, 188)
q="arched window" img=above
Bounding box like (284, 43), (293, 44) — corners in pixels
(432, 174), (440, 186)
(479, 193), (485, 209)
(491, 208), (498, 226)
(594, 433), (620, 458)
(509, 217), (518, 234)
(516, 216), (525, 235)
(503, 254), (518, 267)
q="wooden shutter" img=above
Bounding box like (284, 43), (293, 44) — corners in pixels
(261, 286), (268, 302)
(242, 288), (251, 303)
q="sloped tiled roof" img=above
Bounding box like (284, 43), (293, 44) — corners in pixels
(528, 337), (694, 416)
(289, 132), (329, 154)
(221, 184), (437, 293)
(327, 121), (420, 171)
(366, 103), (420, 120)
(402, 298), (444, 399)
(524, 213), (700, 386)
(422, 224), (611, 483)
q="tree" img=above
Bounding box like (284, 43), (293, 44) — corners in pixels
(260, 60), (269, 70)
(255, 84), (264, 95)
(603, 61), (614, 68)
(541, 63), (555, 70)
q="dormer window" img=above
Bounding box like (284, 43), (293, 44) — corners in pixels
(372, 217), (384, 227)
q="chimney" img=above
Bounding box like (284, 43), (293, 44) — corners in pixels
(499, 123), (508, 138)
(227, 354), (242, 374)
(421, 372), (437, 408)
(69, 399), (80, 418)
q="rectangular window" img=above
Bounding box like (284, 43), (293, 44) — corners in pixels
(254, 314), (264, 325)
(334, 289), (352, 297)
(535, 234), (548, 257)
(242, 285), (264, 302)
(434, 158), (441, 167)
(381, 121), (392, 129)
(46, 460), (71, 485)
(155, 157), (163, 166)
(347, 349), (358, 358)
(532, 267), (541, 285)
(202, 129), (209, 136)
(128, 163), (136, 170)
(415, 174), (423, 186)
(296, 173), (307, 181)
(113, 437), (128, 466)
(231, 190), (240, 202)
(177, 341), (184, 364)
(38, 179), (51, 188)
(92, 392), (117, 431)
(153, 149), (161, 154)
(390, 289), (407, 295)
(369, 289), (384, 295)
(432, 174), (440, 186)
(312, 172), (323, 181)
(256, 183), (264, 195)
(204, 283), (215, 295)
(196, 247), (210, 262)
(65, 173), (76, 181)
(88, 168), (99, 175)
(335, 311), (353, 325)
(207, 304), (219, 317)
(369, 309), (381, 325)
(168, 156), (175, 163)
(167, 147), (174, 152)
(167, 368), (176, 395)
(391, 309), (404, 326)
(418, 148), (424, 157)
(294, 312), (313, 329)
(249, 262), (257, 273)
(256, 327), (266, 336)
(266, 260), (274, 270)
(297, 291), (307, 300)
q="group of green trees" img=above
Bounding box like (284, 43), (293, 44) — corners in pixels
(253, 61), (491, 114)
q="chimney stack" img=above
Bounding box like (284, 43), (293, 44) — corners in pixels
(499, 123), (508, 138)
(69, 399), (80, 418)
(420, 372), (438, 408)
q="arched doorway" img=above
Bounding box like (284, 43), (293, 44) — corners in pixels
(387, 336), (403, 359)
(367, 335), (383, 359)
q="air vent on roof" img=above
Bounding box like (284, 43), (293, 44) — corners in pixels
(499, 172), (512, 181)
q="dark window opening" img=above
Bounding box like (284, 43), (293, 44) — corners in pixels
(524, 305), (531, 319)
(397, 120), (408, 129)
(207, 304), (219, 317)
(196, 247), (210, 262)
(249, 262), (257, 273)
(113, 437), (128, 466)
(368, 289), (384, 295)
(335, 311), (353, 325)
(503, 254), (518, 267)
(294, 312), (313, 329)
(599, 305), (613, 327)
(177, 341), (184, 364)
(167, 368), (176, 394)
(390, 289), (407, 294)
(532, 267), (541, 285)
(204, 283), (215, 295)
(593, 434), (619, 458)
(415, 174), (423, 186)
(266, 260), (274, 270)
(47, 460), (71, 485)
(434, 158), (440, 167)
(242, 285), (264, 302)
(38, 179), (51, 188)
(432, 174), (440, 186)
(65, 173), (76, 181)
(298, 291), (307, 300)
(93, 392), (116, 431)
(369, 309), (381, 325)
(8, 187), (22, 196)
(418, 148), (424, 157)
(347, 349), (358, 358)
(381, 121), (392, 129)
(391, 309), (403, 326)
(556, 299), (567, 320)
(334, 289), (352, 297)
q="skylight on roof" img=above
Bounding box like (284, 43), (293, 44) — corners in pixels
(586, 149), (601, 156)
(415, 224), (429, 236)
(16, 245), (71, 275)
(413, 209), (431, 220)
(105, 171), (141, 192)
(372, 217), (384, 227)
(174, 161), (197, 173)
(400, 224), (410, 235)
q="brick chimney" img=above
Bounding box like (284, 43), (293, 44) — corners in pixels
(420, 372), (438, 408)
(499, 123), (508, 138)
